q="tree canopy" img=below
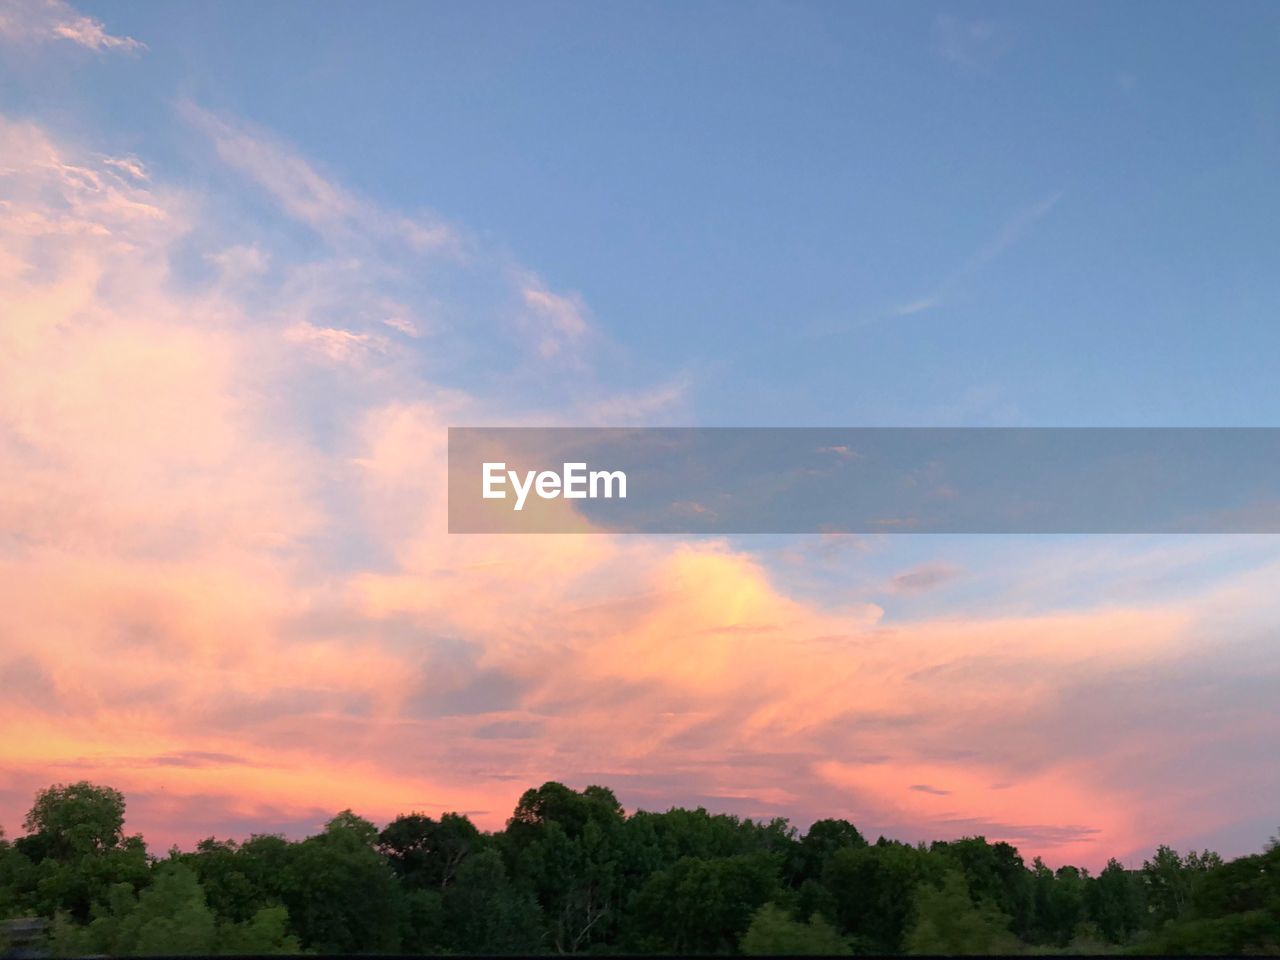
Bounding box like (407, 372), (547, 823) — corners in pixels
(1, 779), (1276, 955)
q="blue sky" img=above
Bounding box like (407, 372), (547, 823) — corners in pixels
(2, 0), (1279, 866)
(12, 0), (1280, 426)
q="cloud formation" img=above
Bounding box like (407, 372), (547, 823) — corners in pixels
(0, 0), (144, 51)
(893, 192), (1061, 319)
(1, 103), (1277, 873)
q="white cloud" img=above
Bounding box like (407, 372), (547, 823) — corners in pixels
(100, 154), (149, 181)
(894, 295), (940, 317)
(382, 315), (422, 338)
(0, 0), (144, 52)
(206, 244), (270, 280)
(581, 377), (689, 425)
(517, 270), (593, 359)
(283, 320), (386, 365)
(180, 102), (456, 255)
(893, 192), (1062, 321)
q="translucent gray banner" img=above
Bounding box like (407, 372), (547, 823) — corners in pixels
(447, 428), (1280, 534)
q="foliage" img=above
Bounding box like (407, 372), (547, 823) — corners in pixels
(905, 869), (1019, 955)
(740, 902), (851, 955)
(3, 779), (1279, 955)
(823, 839), (942, 952)
(630, 852), (783, 953)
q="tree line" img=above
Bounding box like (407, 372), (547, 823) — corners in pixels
(1, 780), (1277, 955)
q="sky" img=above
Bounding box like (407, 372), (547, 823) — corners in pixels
(0, 0), (1278, 870)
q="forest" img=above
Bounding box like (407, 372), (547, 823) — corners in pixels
(1, 781), (1277, 956)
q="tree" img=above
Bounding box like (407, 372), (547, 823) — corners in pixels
(276, 811), (405, 953)
(1143, 842), (1280, 955)
(627, 806), (783, 866)
(506, 781), (624, 852)
(1028, 857), (1088, 945)
(442, 848), (544, 953)
(1143, 845), (1222, 926)
(16, 784), (147, 923)
(11, 778), (1280, 957)
(379, 811), (482, 890)
(1086, 858), (1144, 943)
(905, 869), (1019, 955)
(21, 783), (128, 862)
(111, 863), (216, 956)
(517, 818), (623, 952)
(0, 826), (33, 921)
(740, 902), (851, 955)
(931, 836), (1032, 935)
(49, 864), (215, 956)
(629, 853), (783, 953)
(215, 905), (300, 955)
(48, 864), (299, 957)
(822, 840), (942, 953)
(400, 887), (447, 954)
(799, 819), (866, 882)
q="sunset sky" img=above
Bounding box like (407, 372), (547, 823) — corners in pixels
(2, 0), (1279, 871)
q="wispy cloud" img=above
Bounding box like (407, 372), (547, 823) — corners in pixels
(581, 377), (689, 425)
(892, 191), (1062, 318)
(180, 102), (456, 255)
(382, 315), (422, 338)
(182, 103), (601, 368)
(963, 192), (1063, 273)
(517, 270), (593, 360)
(0, 0), (144, 52)
(284, 320), (386, 366)
(910, 783), (951, 797)
(887, 562), (962, 596)
(99, 155), (149, 181)
(894, 295), (941, 317)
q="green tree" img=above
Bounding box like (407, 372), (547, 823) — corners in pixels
(379, 811), (482, 890)
(518, 818), (623, 952)
(1086, 858), (1144, 943)
(442, 847), (544, 953)
(822, 840), (942, 953)
(932, 836), (1033, 936)
(400, 887), (447, 954)
(502, 782), (631, 952)
(798, 819), (866, 883)
(48, 864), (215, 957)
(740, 902), (851, 955)
(216, 904), (301, 955)
(16, 783), (148, 922)
(21, 783), (128, 862)
(180, 838), (263, 924)
(112, 864), (215, 956)
(1143, 842), (1280, 954)
(505, 782), (624, 853)
(1028, 857), (1088, 946)
(625, 806), (772, 866)
(1142, 845), (1222, 927)
(48, 864), (299, 957)
(276, 811), (405, 953)
(905, 869), (1018, 955)
(629, 853), (783, 953)
(0, 826), (32, 921)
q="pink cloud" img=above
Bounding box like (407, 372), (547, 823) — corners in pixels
(0, 0), (144, 53)
(1, 110), (1276, 872)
